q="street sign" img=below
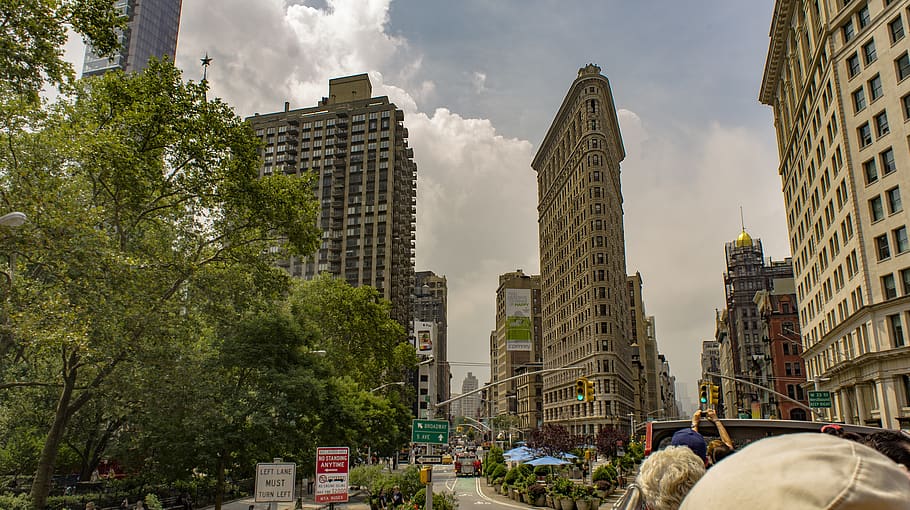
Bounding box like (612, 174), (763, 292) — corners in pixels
(316, 447), (350, 503)
(415, 455), (442, 464)
(412, 419), (449, 444)
(808, 390), (832, 408)
(254, 462), (296, 503)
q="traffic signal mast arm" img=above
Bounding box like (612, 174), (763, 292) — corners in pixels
(703, 371), (820, 416)
(434, 366), (584, 408)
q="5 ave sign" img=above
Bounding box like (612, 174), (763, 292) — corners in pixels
(412, 419), (449, 444)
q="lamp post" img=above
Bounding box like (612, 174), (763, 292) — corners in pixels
(1, 212), (26, 285)
(370, 382), (406, 393)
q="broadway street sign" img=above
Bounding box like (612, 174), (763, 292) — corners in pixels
(412, 419), (449, 444)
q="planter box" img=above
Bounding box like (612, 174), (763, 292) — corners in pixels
(559, 497), (575, 510)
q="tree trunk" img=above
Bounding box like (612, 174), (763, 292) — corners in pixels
(30, 363), (78, 510)
(215, 450), (226, 510)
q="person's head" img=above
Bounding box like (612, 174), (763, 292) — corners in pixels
(705, 439), (733, 466)
(821, 423), (864, 442)
(679, 432), (910, 509)
(671, 428), (707, 462)
(863, 430), (910, 469)
(636, 446), (706, 510)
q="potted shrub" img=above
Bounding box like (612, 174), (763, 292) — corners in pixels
(594, 479), (611, 498)
(550, 477), (575, 510)
(572, 485), (595, 510)
(527, 483), (547, 507)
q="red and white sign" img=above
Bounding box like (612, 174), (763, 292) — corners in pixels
(316, 447), (349, 503)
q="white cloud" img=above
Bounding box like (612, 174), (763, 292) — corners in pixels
(472, 71), (487, 94)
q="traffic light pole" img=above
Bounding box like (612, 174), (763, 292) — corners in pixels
(434, 366), (584, 408)
(703, 371), (822, 418)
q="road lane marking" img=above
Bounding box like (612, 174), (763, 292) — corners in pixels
(474, 476), (526, 509)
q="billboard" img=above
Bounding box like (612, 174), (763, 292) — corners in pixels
(505, 288), (532, 351)
(413, 320), (436, 356)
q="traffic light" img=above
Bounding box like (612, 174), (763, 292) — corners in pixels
(709, 383), (720, 406)
(575, 377), (587, 401)
(585, 378), (596, 402)
(699, 383), (708, 404)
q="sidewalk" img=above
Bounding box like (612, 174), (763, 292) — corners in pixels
(199, 488), (371, 510)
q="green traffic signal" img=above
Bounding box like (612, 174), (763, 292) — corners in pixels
(575, 378), (587, 401)
(699, 383), (708, 404)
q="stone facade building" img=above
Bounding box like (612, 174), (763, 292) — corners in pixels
(760, 0), (910, 427)
(532, 64), (634, 436)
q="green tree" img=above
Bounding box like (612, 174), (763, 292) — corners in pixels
(0, 0), (124, 98)
(0, 59), (321, 509)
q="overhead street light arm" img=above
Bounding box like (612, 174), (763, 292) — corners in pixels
(370, 381), (406, 392)
(434, 365), (583, 408)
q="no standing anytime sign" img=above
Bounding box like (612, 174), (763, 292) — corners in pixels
(316, 447), (350, 503)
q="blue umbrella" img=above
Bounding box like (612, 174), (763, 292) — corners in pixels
(559, 452), (578, 459)
(525, 456), (571, 466)
(505, 450), (536, 462)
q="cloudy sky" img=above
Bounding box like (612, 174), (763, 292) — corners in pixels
(66, 0), (790, 408)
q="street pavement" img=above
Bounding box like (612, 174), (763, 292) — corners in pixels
(201, 464), (629, 510)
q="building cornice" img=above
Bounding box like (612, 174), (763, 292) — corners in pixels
(759, 0), (795, 105)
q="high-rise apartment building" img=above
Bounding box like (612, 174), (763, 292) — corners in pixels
(760, 1), (910, 428)
(414, 271), (450, 413)
(490, 270), (543, 434)
(461, 372), (481, 420)
(82, 0), (183, 77)
(532, 64), (634, 435)
(247, 74), (417, 327)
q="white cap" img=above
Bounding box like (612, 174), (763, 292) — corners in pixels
(680, 432), (910, 510)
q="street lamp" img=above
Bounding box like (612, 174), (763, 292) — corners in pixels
(370, 382), (406, 393)
(0, 212), (26, 227)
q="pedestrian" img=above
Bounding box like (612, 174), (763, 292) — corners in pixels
(391, 486), (403, 508)
(295, 497), (303, 510)
(136, 499), (145, 510)
(119, 498), (129, 510)
(378, 489), (388, 510)
(85, 503), (96, 510)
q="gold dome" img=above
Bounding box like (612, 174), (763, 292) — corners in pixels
(735, 230), (753, 247)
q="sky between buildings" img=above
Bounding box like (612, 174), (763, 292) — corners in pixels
(64, 0), (789, 402)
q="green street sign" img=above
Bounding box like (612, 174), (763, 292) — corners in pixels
(411, 419), (449, 444)
(808, 390), (832, 408)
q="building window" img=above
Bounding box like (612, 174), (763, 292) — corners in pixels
(903, 375), (910, 406)
(858, 122), (873, 147)
(843, 20), (856, 42)
(869, 74), (883, 101)
(859, 5), (871, 27)
(902, 268), (910, 294)
(785, 363), (793, 376)
(881, 148), (897, 174)
(888, 186), (903, 213)
(875, 111), (890, 137)
(897, 53), (910, 81)
(891, 16), (906, 43)
(853, 87), (867, 112)
(869, 196), (885, 223)
(863, 39), (877, 65)
(863, 158), (878, 184)
(848, 53), (862, 77)
(787, 384), (796, 399)
(895, 226), (910, 253)
(883, 273), (898, 299)
(877, 234), (892, 260)
(889, 314), (905, 347)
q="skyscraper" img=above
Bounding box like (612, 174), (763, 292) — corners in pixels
(414, 271), (450, 414)
(532, 64), (634, 436)
(760, 1), (910, 427)
(247, 74), (417, 327)
(82, 0), (183, 77)
(490, 269), (542, 435)
(461, 372), (481, 421)
(719, 230), (794, 418)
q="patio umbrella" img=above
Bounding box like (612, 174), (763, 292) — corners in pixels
(525, 456), (571, 466)
(505, 450), (536, 462)
(559, 452), (578, 459)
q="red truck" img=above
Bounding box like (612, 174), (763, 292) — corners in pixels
(454, 455), (481, 477)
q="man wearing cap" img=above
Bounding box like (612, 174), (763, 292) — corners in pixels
(670, 411), (708, 463)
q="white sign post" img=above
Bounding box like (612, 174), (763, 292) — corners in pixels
(255, 461), (296, 508)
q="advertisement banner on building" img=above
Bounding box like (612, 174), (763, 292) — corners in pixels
(413, 320), (436, 356)
(505, 288), (532, 351)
